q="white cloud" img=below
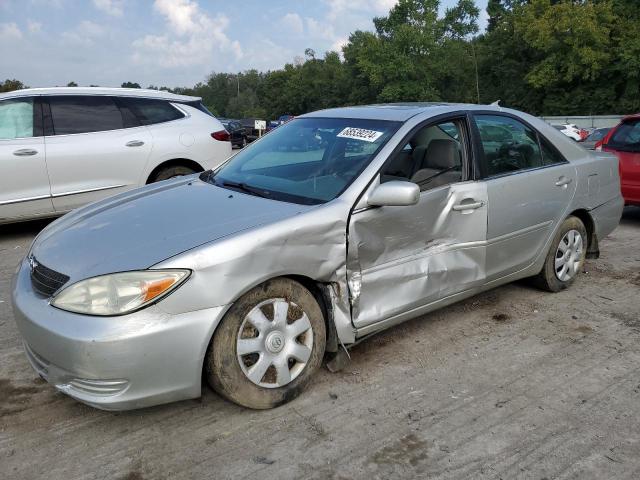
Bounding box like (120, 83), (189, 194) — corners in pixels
(331, 37), (348, 55)
(27, 20), (42, 33)
(132, 0), (242, 69)
(281, 13), (303, 35)
(326, 0), (398, 21)
(61, 20), (106, 45)
(93, 0), (124, 17)
(154, 0), (200, 35)
(305, 17), (335, 41)
(0, 22), (22, 40)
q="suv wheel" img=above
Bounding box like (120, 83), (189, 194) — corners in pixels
(151, 165), (197, 182)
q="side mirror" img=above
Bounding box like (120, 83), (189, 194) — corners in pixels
(367, 181), (420, 207)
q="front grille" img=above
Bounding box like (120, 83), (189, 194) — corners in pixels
(30, 257), (69, 296)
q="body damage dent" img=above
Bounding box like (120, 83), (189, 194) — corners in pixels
(346, 183), (487, 329)
(156, 201), (357, 345)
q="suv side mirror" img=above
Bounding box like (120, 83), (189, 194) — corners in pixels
(367, 181), (420, 207)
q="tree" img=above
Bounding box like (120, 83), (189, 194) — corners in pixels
(67, 81), (78, 87)
(0, 79), (27, 92)
(344, 0), (479, 103)
(121, 81), (141, 88)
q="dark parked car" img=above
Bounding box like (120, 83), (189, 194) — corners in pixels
(221, 119), (247, 148)
(580, 128), (610, 150)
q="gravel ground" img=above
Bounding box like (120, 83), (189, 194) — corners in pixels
(1, 208), (639, 480)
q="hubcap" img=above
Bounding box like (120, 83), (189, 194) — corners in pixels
(236, 298), (313, 389)
(555, 229), (584, 282)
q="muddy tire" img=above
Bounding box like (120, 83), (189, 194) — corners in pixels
(151, 165), (197, 183)
(205, 278), (326, 409)
(533, 216), (587, 292)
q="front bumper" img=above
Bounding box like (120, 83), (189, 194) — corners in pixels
(12, 258), (226, 410)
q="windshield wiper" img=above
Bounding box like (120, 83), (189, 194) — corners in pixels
(217, 179), (271, 199)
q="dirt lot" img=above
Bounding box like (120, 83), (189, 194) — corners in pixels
(1, 209), (639, 480)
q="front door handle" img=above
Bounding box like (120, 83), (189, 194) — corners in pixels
(555, 176), (573, 187)
(125, 140), (145, 147)
(13, 148), (38, 156)
(452, 200), (485, 212)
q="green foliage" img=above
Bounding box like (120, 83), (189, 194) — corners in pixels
(121, 82), (141, 88)
(0, 79), (27, 92)
(7, 1), (639, 117)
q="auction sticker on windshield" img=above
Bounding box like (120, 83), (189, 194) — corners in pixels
(337, 127), (384, 142)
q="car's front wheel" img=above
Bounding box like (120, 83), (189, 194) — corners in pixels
(205, 278), (326, 409)
(533, 215), (587, 292)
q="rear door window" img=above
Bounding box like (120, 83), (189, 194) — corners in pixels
(475, 115), (544, 177)
(0, 97), (35, 139)
(49, 96), (124, 135)
(608, 119), (640, 152)
(118, 98), (184, 126)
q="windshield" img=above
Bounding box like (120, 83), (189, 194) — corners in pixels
(206, 117), (400, 204)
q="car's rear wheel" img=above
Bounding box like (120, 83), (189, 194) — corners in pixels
(205, 278), (326, 409)
(151, 165), (197, 182)
(533, 216), (587, 292)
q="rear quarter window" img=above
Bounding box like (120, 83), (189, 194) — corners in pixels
(119, 98), (184, 126)
(179, 100), (213, 117)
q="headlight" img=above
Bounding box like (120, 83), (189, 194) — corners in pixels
(51, 270), (190, 316)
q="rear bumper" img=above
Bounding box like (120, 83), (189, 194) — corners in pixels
(621, 182), (640, 206)
(591, 195), (625, 240)
(12, 258), (226, 410)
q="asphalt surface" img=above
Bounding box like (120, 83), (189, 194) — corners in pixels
(1, 208), (639, 480)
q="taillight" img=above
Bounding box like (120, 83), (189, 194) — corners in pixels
(211, 130), (230, 142)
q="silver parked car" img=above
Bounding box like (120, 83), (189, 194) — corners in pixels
(12, 103), (623, 410)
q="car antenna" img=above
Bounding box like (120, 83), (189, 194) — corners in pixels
(490, 100), (501, 106)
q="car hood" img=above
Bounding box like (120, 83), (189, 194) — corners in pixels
(30, 177), (311, 281)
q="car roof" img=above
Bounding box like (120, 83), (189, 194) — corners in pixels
(300, 103), (508, 122)
(0, 87), (200, 102)
(621, 113), (640, 121)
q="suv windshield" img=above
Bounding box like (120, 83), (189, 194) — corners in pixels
(205, 117), (400, 204)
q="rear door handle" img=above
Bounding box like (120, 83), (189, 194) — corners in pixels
(13, 148), (38, 156)
(555, 176), (573, 187)
(125, 140), (145, 147)
(452, 200), (484, 212)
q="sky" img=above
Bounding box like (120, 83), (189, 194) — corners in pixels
(0, 0), (489, 89)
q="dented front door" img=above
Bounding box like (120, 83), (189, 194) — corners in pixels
(347, 180), (488, 328)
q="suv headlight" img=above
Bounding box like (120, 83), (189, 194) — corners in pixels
(51, 270), (190, 316)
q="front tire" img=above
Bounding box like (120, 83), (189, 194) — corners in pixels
(533, 216), (587, 292)
(205, 278), (326, 409)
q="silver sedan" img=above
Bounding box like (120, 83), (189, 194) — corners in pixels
(12, 103), (623, 410)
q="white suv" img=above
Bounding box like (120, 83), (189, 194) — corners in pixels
(0, 87), (232, 224)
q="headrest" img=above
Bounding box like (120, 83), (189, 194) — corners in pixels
(424, 139), (460, 170)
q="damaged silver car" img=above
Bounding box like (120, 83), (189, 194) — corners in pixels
(12, 103), (623, 410)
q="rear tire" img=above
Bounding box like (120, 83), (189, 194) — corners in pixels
(151, 165), (197, 183)
(533, 216), (587, 292)
(205, 278), (326, 409)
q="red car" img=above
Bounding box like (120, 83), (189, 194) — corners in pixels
(596, 114), (640, 206)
